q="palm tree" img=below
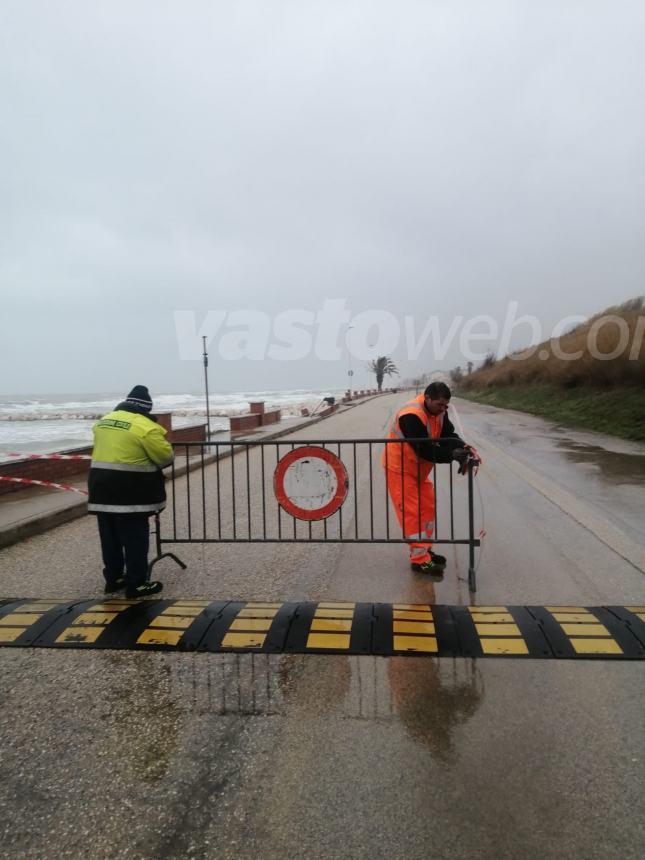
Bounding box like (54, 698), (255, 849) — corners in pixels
(368, 355), (399, 391)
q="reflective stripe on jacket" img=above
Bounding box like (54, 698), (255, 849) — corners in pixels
(381, 394), (443, 478)
(87, 410), (174, 514)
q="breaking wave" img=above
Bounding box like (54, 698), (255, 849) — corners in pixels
(0, 389), (343, 454)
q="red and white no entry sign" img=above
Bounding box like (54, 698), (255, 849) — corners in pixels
(273, 446), (349, 521)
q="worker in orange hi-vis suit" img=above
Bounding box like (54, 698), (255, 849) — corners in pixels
(382, 381), (472, 574)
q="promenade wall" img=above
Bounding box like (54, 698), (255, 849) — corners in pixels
(0, 423), (207, 496)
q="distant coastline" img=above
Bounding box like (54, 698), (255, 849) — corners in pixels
(0, 388), (343, 455)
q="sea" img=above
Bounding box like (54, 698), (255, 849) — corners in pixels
(0, 389), (343, 456)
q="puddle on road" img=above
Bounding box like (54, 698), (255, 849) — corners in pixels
(166, 652), (485, 764)
(553, 439), (645, 487)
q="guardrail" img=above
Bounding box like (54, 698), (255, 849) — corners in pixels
(150, 439), (481, 590)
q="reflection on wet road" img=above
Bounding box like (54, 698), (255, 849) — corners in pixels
(2, 393), (644, 859)
(387, 658), (483, 763)
(457, 399), (645, 545)
(167, 652), (484, 765)
(553, 438), (645, 486)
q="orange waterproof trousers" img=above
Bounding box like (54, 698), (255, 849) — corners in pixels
(385, 469), (435, 564)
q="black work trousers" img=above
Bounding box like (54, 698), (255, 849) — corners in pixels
(96, 513), (150, 588)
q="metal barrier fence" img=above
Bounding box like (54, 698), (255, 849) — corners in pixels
(151, 439), (481, 590)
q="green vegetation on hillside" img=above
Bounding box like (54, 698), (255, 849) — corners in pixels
(459, 384), (645, 443)
(455, 298), (645, 442)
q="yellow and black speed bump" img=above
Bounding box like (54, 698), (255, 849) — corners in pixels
(1, 599), (645, 659)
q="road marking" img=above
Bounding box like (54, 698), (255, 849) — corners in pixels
(237, 607), (281, 618)
(545, 608), (624, 656)
(481, 639), (529, 655)
(312, 608), (354, 619)
(560, 623), (610, 637)
(469, 606), (509, 612)
(19, 602), (61, 612)
(56, 626), (105, 644)
(545, 606), (587, 612)
(391, 604), (437, 652)
(0, 605), (46, 642)
(393, 621), (435, 635)
(138, 629), (184, 646)
(220, 632), (266, 648)
(0, 628), (25, 642)
(73, 612), (119, 626)
(136, 600), (211, 647)
(0, 613), (43, 626)
(393, 635), (438, 653)
(245, 602), (283, 608)
(570, 638), (622, 655)
(306, 603), (355, 649)
(220, 604), (279, 649)
(475, 623), (521, 637)
(393, 609), (433, 621)
(393, 603), (431, 610)
(1, 599), (643, 659)
(470, 612), (514, 623)
(86, 603), (131, 613)
(54, 600), (137, 645)
(311, 619), (353, 632)
(160, 606), (204, 616)
(466, 606), (530, 654)
(229, 618), (274, 631)
(174, 599), (211, 605)
(149, 615), (199, 629)
(552, 612), (595, 623)
(307, 633), (352, 649)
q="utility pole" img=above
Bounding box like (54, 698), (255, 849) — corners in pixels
(202, 335), (211, 442)
(346, 324), (354, 397)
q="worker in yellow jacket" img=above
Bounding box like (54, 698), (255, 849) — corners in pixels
(88, 385), (174, 598)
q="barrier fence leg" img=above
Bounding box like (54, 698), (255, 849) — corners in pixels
(467, 465), (477, 593)
(148, 513), (187, 576)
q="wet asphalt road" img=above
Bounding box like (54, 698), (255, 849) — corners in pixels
(0, 394), (644, 859)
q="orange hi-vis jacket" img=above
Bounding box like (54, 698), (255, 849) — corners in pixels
(382, 394), (443, 478)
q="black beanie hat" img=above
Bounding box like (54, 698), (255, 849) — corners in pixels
(124, 385), (153, 412)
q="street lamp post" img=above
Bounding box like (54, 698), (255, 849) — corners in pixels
(346, 325), (354, 397)
(202, 335), (211, 443)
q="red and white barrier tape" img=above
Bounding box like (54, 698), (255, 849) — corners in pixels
(0, 452), (91, 461)
(0, 476), (88, 496)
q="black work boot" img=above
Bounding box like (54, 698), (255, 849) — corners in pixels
(104, 576), (126, 594)
(410, 559), (444, 575)
(126, 581), (163, 599)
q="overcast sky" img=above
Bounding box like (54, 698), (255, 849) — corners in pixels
(2, 0), (644, 395)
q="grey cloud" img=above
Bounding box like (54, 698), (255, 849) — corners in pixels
(1, 0), (644, 392)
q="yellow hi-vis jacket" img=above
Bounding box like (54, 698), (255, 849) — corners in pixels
(87, 410), (174, 514)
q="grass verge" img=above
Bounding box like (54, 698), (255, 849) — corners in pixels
(457, 384), (645, 444)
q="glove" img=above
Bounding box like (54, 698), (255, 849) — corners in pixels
(452, 448), (470, 475)
(453, 445), (481, 475)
